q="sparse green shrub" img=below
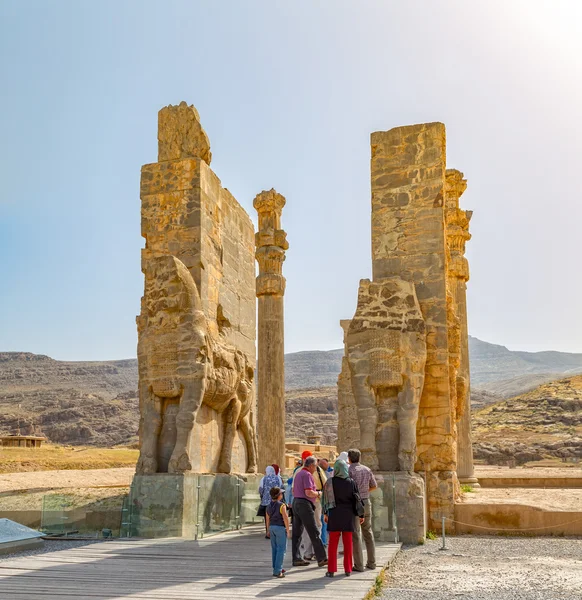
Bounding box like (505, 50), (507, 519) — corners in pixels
(426, 529), (437, 540)
(460, 484), (474, 493)
(363, 571), (388, 599)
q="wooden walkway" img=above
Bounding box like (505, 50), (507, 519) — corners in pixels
(0, 527), (400, 599)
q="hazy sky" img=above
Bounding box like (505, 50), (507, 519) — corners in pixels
(1, 1), (581, 360)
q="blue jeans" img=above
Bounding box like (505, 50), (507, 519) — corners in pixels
(270, 525), (287, 575)
(321, 513), (328, 545)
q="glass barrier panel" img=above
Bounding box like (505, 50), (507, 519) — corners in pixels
(370, 474), (399, 543)
(238, 474), (262, 527)
(197, 474), (239, 538)
(39, 491), (127, 538)
(128, 474), (195, 538)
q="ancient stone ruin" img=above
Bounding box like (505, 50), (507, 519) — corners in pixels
(134, 104), (478, 540)
(338, 122), (476, 530)
(136, 102), (258, 475)
(254, 190), (288, 472)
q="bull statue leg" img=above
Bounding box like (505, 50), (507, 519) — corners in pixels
(397, 377), (421, 473)
(136, 384), (162, 474)
(217, 397), (242, 474)
(239, 412), (258, 473)
(349, 356), (379, 471)
(168, 376), (206, 474)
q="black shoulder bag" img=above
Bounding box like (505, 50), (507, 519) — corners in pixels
(351, 479), (365, 518)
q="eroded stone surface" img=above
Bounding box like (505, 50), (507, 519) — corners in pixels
(337, 320), (360, 452)
(158, 102), (212, 164)
(345, 278), (426, 472)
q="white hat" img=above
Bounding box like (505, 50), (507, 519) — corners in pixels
(337, 451), (348, 462)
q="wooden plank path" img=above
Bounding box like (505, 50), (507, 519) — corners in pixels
(0, 526), (400, 599)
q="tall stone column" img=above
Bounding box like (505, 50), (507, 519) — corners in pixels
(445, 169), (478, 486)
(254, 190), (289, 472)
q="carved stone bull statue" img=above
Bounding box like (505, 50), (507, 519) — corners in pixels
(346, 278), (427, 472)
(135, 255), (258, 475)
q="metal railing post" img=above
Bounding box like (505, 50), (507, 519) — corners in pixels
(235, 478), (241, 530)
(440, 516), (447, 550)
(195, 476), (201, 540)
(392, 473), (398, 543)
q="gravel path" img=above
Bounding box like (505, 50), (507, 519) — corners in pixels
(383, 536), (582, 600)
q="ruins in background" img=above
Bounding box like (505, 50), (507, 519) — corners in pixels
(136, 102), (258, 476)
(338, 122), (476, 533)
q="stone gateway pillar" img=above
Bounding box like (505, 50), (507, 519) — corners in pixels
(254, 190), (289, 472)
(338, 122), (481, 535)
(136, 102), (258, 477)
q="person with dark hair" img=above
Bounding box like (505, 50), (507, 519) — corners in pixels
(259, 465), (283, 538)
(322, 459), (363, 577)
(266, 486), (290, 578)
(291, 456), (328, 567)
(348, 448), (377, 571)
(300, 455), (327, 560)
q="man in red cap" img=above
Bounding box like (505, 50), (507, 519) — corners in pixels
(291, 455), (327, 567)
(298, 451), (327, 559)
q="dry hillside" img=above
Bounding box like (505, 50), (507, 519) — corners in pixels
(2, 344), (582, 452)
(473, 375), (582, 465)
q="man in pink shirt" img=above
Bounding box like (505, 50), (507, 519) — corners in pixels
(291, 456), (328, 567)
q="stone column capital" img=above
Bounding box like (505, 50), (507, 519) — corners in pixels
(253, 189), (286, 220)
(445, 169), (467, 208)
(446, 206), (472, 282)
(255, 189), (288, 297)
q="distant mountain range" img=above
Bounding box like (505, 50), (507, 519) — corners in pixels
(468, 336), (582, 387)
(285, 337), (582, 395)
(1, 337), (581, 447)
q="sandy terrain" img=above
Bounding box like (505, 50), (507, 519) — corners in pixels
(0, 467), (134, 494)
(460, 487), (582, 511)
(475, 465), (582, 479)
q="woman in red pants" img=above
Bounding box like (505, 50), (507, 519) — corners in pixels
(322, 459), (364, 577)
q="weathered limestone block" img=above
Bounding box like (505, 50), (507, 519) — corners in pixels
(128, 473), (261, 538)
(337, 320), (360, 452)
(254, 189), (288, 471)
(446, 291), (463, 427)
(346, 278), (426, 472)
(158, 101), (212, 164)
(136, 103), (257, 476)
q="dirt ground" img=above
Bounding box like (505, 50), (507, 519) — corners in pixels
(0, 467), (134, 511)
(459, 487), (582, 511)
(383, 537), (582, 600)
(0, 445), (138, 473)
(0, 467), (134, 494)
(475, 465), (582, 478)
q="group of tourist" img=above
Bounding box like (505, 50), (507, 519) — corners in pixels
(258, 448), (377, 579)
